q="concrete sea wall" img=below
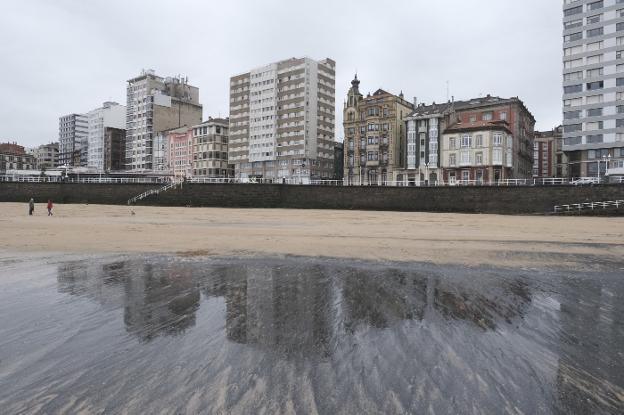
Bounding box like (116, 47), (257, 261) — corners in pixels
(1, 182), (624, 214)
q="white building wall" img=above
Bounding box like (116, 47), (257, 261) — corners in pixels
(87, 102), (126, 171)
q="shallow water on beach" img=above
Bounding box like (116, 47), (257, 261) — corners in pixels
(0, 255), (622, 414)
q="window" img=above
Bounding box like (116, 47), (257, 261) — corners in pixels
(499, 112), (507, 121)
(565, 32), (583, 42)
(564, 110), (581, 119)
(564, 84), (583, 94)
(493, 133), (503, 146)
(587, 14), (602, 25)
(586, 41), (603, 52)
(564, 136), (582, 145)
(564, 19), (583, 30)
(493, 148), (502, 165)
(586, 94), (603, 104)
(475, 135), (483, 147)
(462, 171), (470, 181)
(588, 1), (603, 10)
(586, 54), (602, 65)
(564, 5), (583, 16)
(564, 124), (582, 133)
(469, 115), (477, 123)
(587, 27), (603, 38)
(448, 137), (456, 149)
(475, 152), (483, 165)
(585, 121), (603, 131)
(586, 81), (604, 90)
(460, 151), (471, 165)
(461, 135), (471, 148)
(617, 78), (624, 86)
(587, 108), (603, 117)
(617, 105), (624, 114)
(564, 71), (583, 81)
(564, 58), (583, 69)
(617, 119), (624, 128)
(449, 154), (456, 166)
(482, 112), (493, 121)
(586, 134), (604, 143)
(586, 67), (603, 78)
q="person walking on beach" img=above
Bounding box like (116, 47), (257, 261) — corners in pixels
(47, 199), (53, 216)
(28, 198), (35, 216)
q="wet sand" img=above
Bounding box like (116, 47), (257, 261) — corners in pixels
(1, 202), (624, 269)
(0, 255), (622, 414)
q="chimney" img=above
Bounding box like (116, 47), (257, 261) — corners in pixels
(413, 97), (418, 107)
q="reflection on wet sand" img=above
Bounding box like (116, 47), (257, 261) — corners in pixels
(0, 256), (622, 414)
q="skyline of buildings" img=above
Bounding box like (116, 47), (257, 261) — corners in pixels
(5, 0), (624, 182)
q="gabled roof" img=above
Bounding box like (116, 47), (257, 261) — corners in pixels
(407, 101), (454, 118)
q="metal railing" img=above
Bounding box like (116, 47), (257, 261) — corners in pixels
(554, 200), (624, 214)
(0, 175), (168, 184)
(2, 174), (622, 187)
(127, 181), (181, 205)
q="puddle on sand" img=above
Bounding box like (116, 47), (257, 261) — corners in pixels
(0, 256), (622, 414)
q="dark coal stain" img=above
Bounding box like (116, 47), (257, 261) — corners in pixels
(0, 255), (622, 414)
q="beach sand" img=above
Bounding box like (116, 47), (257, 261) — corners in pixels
(1, 202), (623, 269)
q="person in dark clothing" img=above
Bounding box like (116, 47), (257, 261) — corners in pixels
(28, 198), (35, 216)
(47, 200), (53, 216)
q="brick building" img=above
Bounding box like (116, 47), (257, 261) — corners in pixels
(0, 142), (36, 172)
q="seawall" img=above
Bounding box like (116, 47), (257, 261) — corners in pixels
(2, 182), (624, 214)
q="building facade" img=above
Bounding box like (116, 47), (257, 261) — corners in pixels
(126, 70), (202, 172)
(441, 120), (514, 184)
(533, 127), (565, 178)
(104, 128), (126, 171)
(343, 75), (414, 185)
(166, 126), (193, 179)
(562, 0), (624, 177)
(191, 117), (231, 178)
(87, 102), (126, 171)
(0, 142), (36, 173)
(33, 143), (59, 170)
(401, 101), (456, 185)
(58, 113), (88, 167)
(453, 95), (535, 179)
(229, 57), (336, 181)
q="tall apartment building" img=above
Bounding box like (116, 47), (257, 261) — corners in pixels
(58, 113), (88, 167)
(33, 142), (59, 169)
(562, 0), (624, 177)
(126, 70), (202, 172)
(343, 75), (414, 185)
(87, 102), (126, 171)
(229, 57), (336, 181)
(191, 117), (231, 178)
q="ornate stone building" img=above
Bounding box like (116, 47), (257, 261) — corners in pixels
(343, 76), (414, 185)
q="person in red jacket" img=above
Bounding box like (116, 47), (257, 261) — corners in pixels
(47, 200), (53, 216)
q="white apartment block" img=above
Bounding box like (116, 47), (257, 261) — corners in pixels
(563, 0), (624, 177)
(58, 113), (88, 167)
(126, 69), (202, 172)
(87, 102), (126, 171)
(229, 57), (336, 181)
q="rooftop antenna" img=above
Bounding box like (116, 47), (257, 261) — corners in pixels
(446, 81), (450, 102)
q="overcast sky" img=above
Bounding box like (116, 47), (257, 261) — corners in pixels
(1, 0), (562, 147)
